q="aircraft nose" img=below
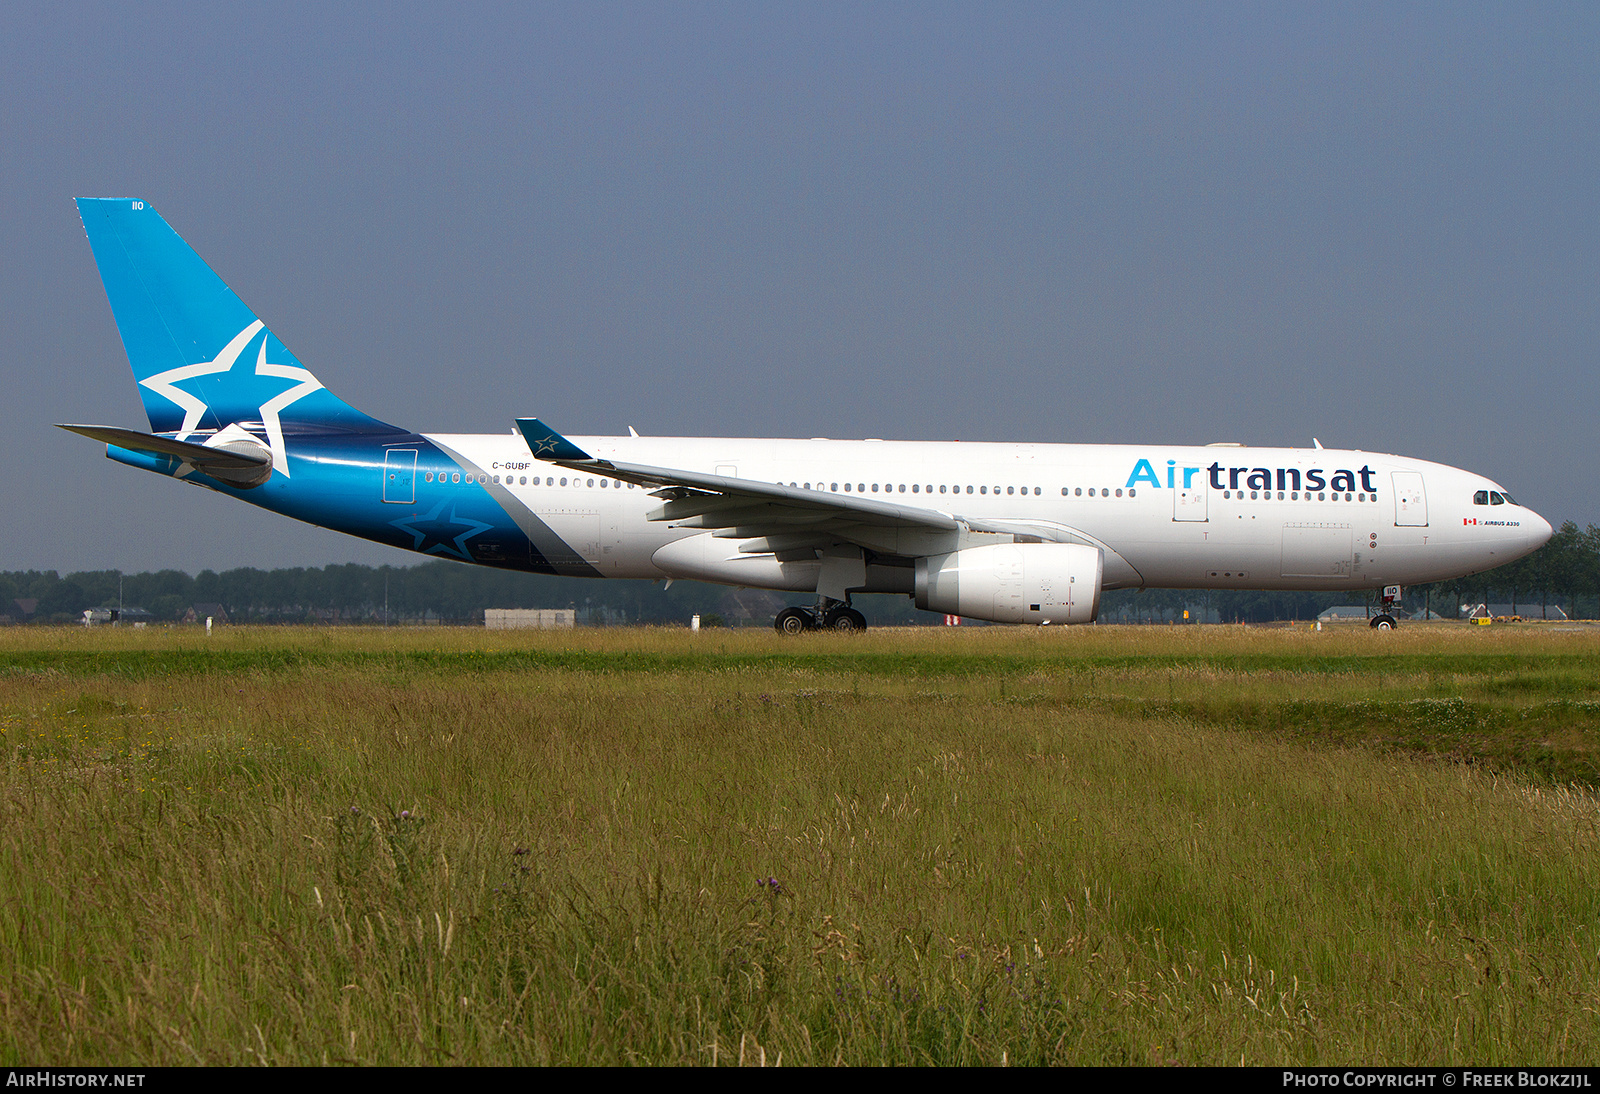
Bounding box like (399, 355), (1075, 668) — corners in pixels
(1527, 511), (1554, 549)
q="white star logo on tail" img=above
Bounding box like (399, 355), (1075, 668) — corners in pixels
(136, 320), (324, 479)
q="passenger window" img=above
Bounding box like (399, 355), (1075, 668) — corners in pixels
(1088, 488), (1095, 497)
(1034, 487), (1040, 495)
(832, 483), (838, 491)
(1007, 486), (1014, 495)
(1075, 488), (1081, 496)
(981, 486), (988, 494)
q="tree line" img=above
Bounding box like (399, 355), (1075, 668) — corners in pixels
(4, 521), (1596, 626)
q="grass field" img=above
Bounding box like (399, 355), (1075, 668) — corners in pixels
(2, 623), (1598, 1065)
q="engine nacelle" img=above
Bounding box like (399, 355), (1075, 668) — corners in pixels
(914, 542), (1103, 625)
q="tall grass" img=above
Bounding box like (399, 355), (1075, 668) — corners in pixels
(1, 624), (1597, 1064)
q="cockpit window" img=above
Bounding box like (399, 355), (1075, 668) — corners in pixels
(1500, 491), (1516, 505)
(1489, 491), (1505, 505)
(1473, 490), (1488, 505)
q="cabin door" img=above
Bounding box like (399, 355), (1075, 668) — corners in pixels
(1173, 482), (1208, 521)
(383, 449), (417, 504)
(1392, 472), (1428, 527)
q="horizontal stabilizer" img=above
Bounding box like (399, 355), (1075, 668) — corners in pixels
(57, 424), (273, 488)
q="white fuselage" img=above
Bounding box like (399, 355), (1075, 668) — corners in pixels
(421, 434), (1551, 593)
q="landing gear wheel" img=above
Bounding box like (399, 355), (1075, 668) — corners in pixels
(1370, 614), (1398, 630)
(775, 607), (815, 635)
(822, 607), (867, 632)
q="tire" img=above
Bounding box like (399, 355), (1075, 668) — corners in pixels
(774, 608), (813, 635)
(824, 607), (867, 632)
(1370, 614), (1397, 630)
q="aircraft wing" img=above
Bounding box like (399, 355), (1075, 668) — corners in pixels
(515, 418), (1145, 589)
(515, 418), (961, 558)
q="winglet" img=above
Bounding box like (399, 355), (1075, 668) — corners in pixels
(516, 418), (595, 462)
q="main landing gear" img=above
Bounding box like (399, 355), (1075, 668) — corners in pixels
(773, 597), (867, 634)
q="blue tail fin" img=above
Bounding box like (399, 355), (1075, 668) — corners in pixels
(76, 198), (401, 448)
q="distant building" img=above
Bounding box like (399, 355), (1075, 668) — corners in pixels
(1484, 603), (1569, 621)
(484, 608), (576, 630)
(82, 607), (153, 626)
(183, 604), (229, 625)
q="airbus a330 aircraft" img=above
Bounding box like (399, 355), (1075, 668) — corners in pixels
(62, 199), (1552, 631)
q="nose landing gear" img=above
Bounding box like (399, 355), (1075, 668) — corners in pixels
(1369, 585), (1401, 630)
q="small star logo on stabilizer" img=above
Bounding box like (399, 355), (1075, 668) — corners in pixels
(531, 435), (560, 456)
(389, 501), (496, 560)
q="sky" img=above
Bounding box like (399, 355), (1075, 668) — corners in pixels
(3, 2), (1596, 575)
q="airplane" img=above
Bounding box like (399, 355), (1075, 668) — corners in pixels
(61, 198), (1554, 632)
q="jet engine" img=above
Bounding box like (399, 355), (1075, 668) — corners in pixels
(914, 542), (1103, 625)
